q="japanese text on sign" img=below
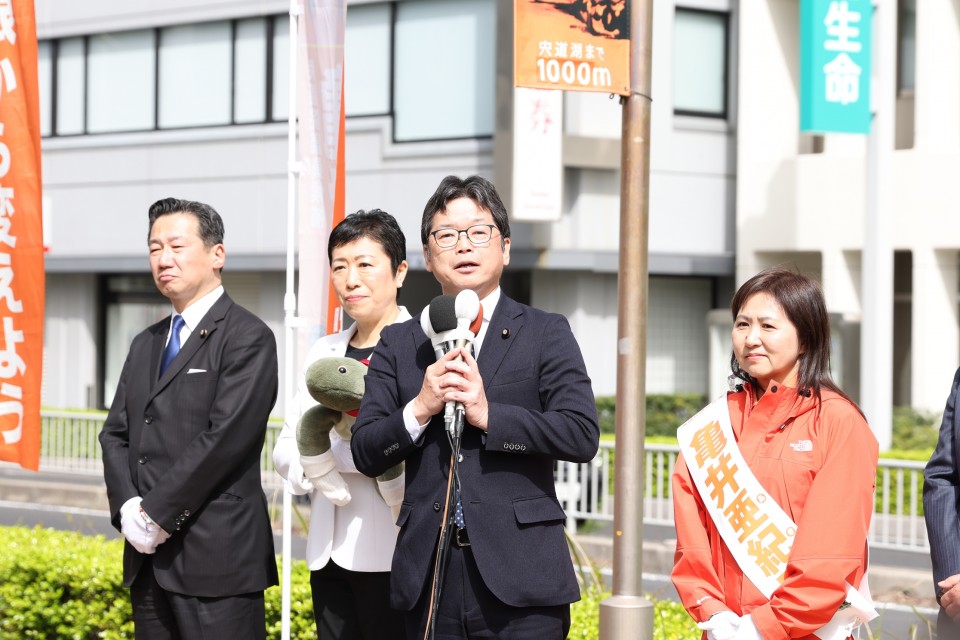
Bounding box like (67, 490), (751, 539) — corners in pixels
(822, 1), (863, 106)
(0, 2), (25, 447)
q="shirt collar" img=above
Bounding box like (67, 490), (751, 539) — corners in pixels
(174, 285), (224, 331)
(479, 288), (500, 321)
(473, 288), (500, 354)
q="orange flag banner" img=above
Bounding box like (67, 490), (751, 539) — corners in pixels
(0, 0), (44, 471)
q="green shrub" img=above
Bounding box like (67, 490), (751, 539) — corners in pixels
(264, 560), (317, 640)
(596, 394), (708, 437)
(3, 525), (699, 638)
(0, 526), (134, 639)
(568, 589), (700, 640)
(569, 586), (604, 639)
(0, 525), (320, 639)
(891, 405), (939, 453)
(653, 599), (701, 639)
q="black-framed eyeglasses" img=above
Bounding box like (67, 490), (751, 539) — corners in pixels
(429, 224), (498, 249)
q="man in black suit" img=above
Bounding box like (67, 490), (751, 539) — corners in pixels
(99, 197), (279, 639)
(924, 367), (960, 638)
(351, 175), (599, 639)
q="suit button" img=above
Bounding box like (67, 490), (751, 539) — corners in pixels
(433, 502), (441, 512)
(138, 456), (147, 464)
(144, 416), (153, 424)
(183, 509), (191, 517)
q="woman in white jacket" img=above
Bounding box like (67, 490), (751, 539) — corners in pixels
(274, 209), (409, 640)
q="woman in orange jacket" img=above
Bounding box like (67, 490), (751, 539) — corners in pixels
(671, 267), (879, 640)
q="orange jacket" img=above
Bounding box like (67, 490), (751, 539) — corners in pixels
(671, 381), (878, 640)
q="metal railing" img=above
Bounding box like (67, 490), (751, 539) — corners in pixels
(554, 441), (930, 554)
(36, 410), (286, 491)
(30, 410), (931, 553)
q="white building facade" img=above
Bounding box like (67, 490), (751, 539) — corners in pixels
(736, 0), (959, 416)
(35, 0), (737, 415)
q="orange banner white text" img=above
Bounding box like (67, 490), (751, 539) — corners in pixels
(0, 0), (44, 471)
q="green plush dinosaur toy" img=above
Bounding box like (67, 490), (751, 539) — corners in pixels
(296, 356), (404, 518)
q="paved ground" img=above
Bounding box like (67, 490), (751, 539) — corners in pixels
(0, 464), (941, 638)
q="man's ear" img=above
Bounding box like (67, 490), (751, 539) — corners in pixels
(422, 245), (433, 274)
(210, 243), (225, 271)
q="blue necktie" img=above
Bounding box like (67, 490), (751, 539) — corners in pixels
(454, 486), (465, 528)
(159, 315), (185, 377)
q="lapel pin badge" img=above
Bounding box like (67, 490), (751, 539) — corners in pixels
(501, 328), (510, 339)
(199, 329), (207, 338)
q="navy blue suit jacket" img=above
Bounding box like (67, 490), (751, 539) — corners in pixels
(99, 293), (279, 597)
(924, 367), (960, 631)
(351, 294), (599, 610)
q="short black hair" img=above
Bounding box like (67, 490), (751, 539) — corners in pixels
(420, 175), (510, 247)
(147, 197), (224, 248)
(328, 209), (406, 274)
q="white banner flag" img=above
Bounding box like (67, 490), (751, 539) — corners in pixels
(298, 0), (347, 359)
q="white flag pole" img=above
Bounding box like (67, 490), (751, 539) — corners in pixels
(281, 1), (302, 639)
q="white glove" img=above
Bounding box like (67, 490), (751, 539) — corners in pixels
(301, 450), (351, 506)
(697, 610), (740, 640)
(377, 472), (405, 526)
(281, 458), (315, 496)
(734, 614), (763, 640)
(119, 497), (171, 554)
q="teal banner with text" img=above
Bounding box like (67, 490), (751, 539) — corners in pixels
(800, 0), (873, 134)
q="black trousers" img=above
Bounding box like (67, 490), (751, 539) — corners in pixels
(311, 561), (405, 640)
(938, 608), (960, 639)
(406, 538), (571, 640)
(130, 558), (266, 640)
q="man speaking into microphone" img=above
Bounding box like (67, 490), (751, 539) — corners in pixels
(351, 175), (599, 639)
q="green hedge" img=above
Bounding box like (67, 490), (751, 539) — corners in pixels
(0, 525), (700, 639)
(596, 394), (708, 437)
(568, 587), (700, 640)
(0, 526), (314, 640)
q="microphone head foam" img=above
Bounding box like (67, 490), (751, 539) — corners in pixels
(423, 294), (458, 338)
(454, 290), (481, 333)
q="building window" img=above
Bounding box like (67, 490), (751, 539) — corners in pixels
(159, 22), (233, 128)
(101, 275), (169, 408)
(234, 18), (268, 123)
(898, 0), (915, 92)
(271, 17), (290, 122)
(673, 8), (728, 118)
(345, 3), (392, 117)
(38, 6), (494, 142)
(36, 40), (52, 136)
(87, 29), (156, 133)
(55, 37), (86, 135)
(393, 0), (495, 141)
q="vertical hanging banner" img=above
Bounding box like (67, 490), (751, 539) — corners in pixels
(0, 0), (44, 471)
(800, 0), (873, 134)
(514, 0), (630, 95)
(512, 87), (563, 221)
(298, 0), (346, 358)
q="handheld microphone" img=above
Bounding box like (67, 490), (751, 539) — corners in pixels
(420, 290), (482, 438)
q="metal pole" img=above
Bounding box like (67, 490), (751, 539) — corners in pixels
(281, 1), (302, 638)
(598, 0), (655, 637)
(861, 0), (895, 450)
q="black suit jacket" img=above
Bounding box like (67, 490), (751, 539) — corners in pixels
(924, 367), (960, 633)
(351, 294), (599, 610)
(100, 293), (279, 597)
